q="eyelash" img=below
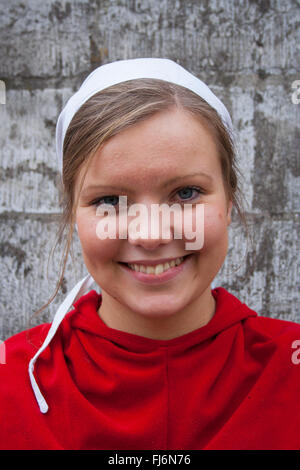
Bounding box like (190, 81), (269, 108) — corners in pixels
(89, 186), (204, 208)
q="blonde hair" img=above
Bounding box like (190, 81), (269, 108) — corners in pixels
(34, 78), (251, 318)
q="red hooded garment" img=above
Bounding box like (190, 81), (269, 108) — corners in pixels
(0, 286), (300, 450)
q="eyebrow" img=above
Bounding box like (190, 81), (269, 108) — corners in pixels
(81, 172), (213, 195)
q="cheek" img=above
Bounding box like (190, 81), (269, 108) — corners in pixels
(203, 206), (228, 248)
(179, 204), (228, 250)
(76, 215), (120, 264)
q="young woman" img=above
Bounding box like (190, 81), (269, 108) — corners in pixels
(0, 58), (299, 450)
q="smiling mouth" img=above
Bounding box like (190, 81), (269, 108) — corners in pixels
(118, 254), (192, 275)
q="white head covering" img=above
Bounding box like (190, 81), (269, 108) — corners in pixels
(29, 58), (232, 413)
(56, 57), (233, 175)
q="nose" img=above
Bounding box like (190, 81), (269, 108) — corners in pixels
(128, 233), (171, 250)
(126, 203), (174, 250)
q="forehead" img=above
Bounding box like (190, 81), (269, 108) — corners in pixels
(76, 107), (222, 192)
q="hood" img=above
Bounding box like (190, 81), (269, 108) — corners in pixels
(28, 275), (257, 413)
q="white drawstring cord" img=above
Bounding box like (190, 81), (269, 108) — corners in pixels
(28, 274), (95, 413)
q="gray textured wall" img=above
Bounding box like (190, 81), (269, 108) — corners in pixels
(0, 0), (299, 340)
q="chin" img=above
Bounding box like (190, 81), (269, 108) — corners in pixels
(125, 293), (189, 319)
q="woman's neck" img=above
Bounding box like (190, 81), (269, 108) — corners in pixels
(97, 288), (216, 340)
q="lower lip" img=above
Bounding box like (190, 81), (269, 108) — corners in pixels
(118, 255), (194, 285)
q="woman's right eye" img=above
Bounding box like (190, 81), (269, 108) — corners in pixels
(90, 195), (120, 207)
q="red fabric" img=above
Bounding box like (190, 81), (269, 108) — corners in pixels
(0, 287), (300, 450)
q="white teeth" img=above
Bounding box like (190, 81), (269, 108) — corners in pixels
(128, 257), (185, 274)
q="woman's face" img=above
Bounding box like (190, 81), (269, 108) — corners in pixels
(75, 107), (232, 332)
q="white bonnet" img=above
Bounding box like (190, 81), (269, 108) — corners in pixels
(55, 57), (233, 175)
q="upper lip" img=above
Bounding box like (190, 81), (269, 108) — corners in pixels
(119, 255), (188, 266)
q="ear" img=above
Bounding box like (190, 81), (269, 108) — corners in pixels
(227, 200), (233, 226)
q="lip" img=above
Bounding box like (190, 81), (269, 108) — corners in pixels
(118, 254), (194, 285)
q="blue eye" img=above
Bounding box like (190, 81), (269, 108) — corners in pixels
(91, 195), (119, 207)
(176, 186), (203, 202)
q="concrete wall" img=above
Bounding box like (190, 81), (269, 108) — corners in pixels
(0, 0), (299, 339)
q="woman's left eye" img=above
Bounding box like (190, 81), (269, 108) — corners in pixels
(175, 186), (204, 202)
